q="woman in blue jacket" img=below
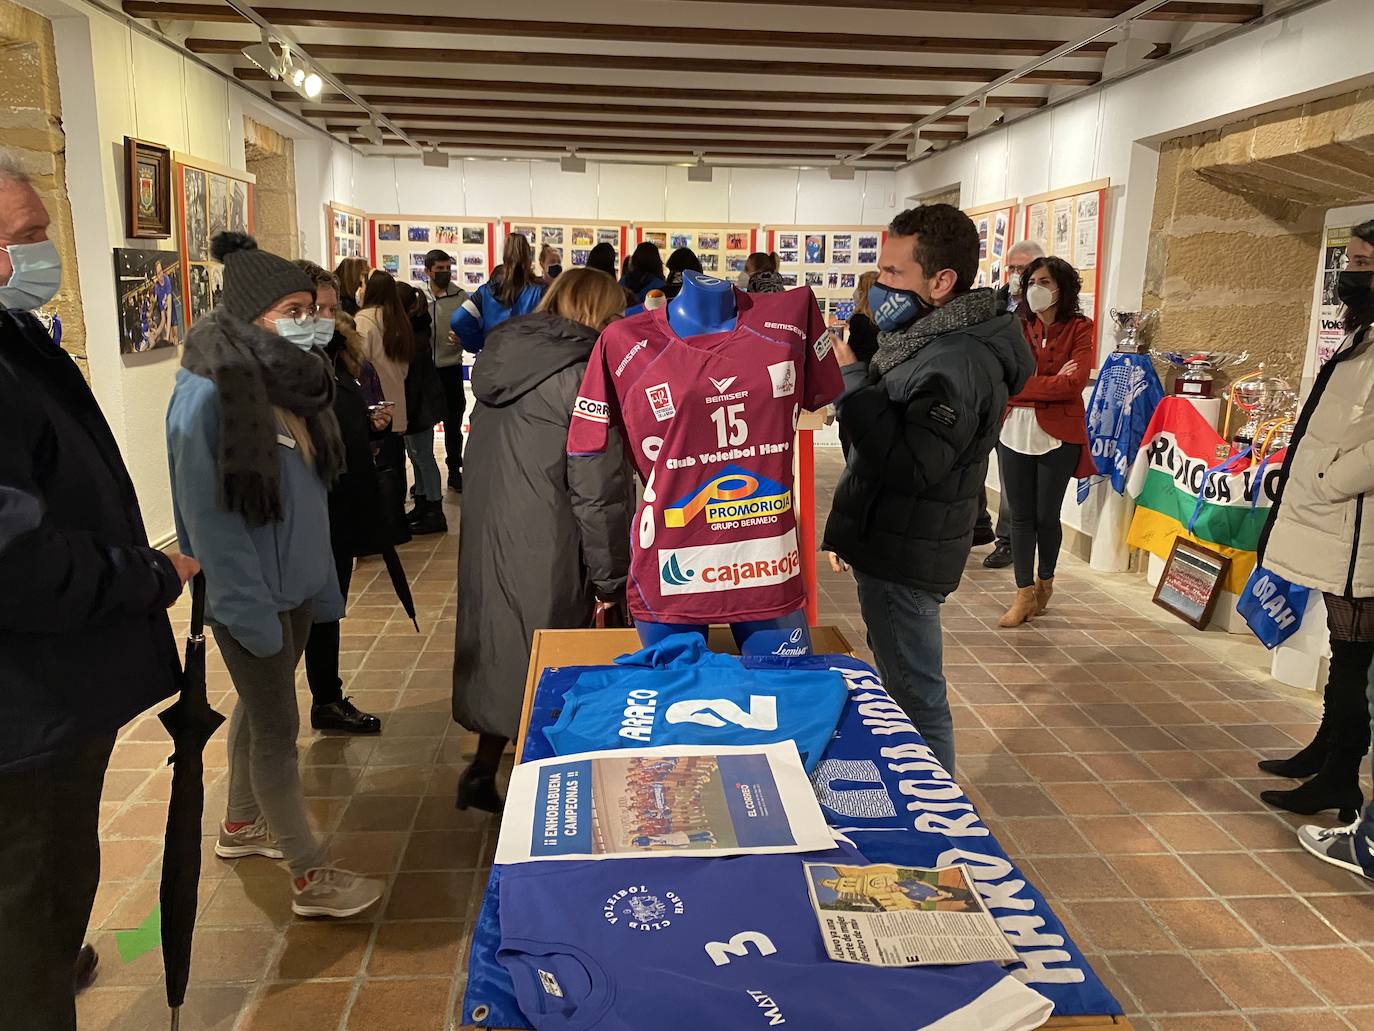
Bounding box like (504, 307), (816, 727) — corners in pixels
(620, 240), (666, 304)
(452, 232), (545, 353)
(167, 233), (383, 920)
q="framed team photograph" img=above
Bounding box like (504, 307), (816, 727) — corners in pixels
(377, 222), (401, 241)
(726, 232), (750, 251)
(408, 225), (431, 242)
(124, 137), (172, 239)
(462, 226), (485, 245)
(698, 232), (720, 251)
(114, 247), (183, 353)
(1153, 538), (1231, 630)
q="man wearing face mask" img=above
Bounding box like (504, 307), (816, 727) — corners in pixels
(978, 240), (1046, 568)
(421, 249), (468, 492)
(822, 204), (1034, 776)
(1257, 218), (1374, 881)
(0, 156), (198, 1028)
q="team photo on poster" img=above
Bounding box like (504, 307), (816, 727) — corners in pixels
(114, 247), (183, 354)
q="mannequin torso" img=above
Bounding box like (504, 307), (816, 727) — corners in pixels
(666, 270), (737, 337)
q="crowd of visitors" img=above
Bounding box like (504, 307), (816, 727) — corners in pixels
(3, 135), (1373, 1027)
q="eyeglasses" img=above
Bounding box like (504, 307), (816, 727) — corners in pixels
(275, 303), (319, 325)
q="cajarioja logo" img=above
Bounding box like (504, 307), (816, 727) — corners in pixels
(658, 532), (801, 595)
(662, 553), (695, 587)
(664, 465), (792, 530)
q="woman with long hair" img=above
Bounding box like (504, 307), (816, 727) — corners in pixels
(663, 247), (702, 300)
(395, 279), (449, 535)
(846, 269), (881, 365)
(451, 232), (546, 353)
(168, 233), (383, 916)
(744, 251), (786, 293)
(333, 256), (370, 316)
(453, 268), (634, 812)
(355, 270), (415, 533)
(1257, 219), (1374, 856)
(620, 241), (666, 304)
(996, 256), (1095, 628)
(585, 241), (617, 276)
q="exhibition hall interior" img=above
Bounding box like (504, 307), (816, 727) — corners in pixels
(5, 0), (1374, 1028)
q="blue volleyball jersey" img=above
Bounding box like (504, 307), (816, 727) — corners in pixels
(497, 843), (1054, 1031)
(543, 664), (846, 772)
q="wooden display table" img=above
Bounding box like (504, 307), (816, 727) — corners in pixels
(479, 628), (1132, 1031)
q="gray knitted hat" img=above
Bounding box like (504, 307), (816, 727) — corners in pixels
(211, 232), (315, 322)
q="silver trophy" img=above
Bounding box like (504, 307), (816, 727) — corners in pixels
(1109, 308), (1159, 353)
(1160, 351), (1251, 399)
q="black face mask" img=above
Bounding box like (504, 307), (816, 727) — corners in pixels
(432, 270), (452, 290)
(1337, 270), (1373, 309)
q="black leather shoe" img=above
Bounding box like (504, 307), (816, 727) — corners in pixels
(983, 542), (1014, 569)
(311, 698), (382, 734)
(74, 943), (98, 993)
(456, 764), (504, 814)
(410, 499), (448, 536)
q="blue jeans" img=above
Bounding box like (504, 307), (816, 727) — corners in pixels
(405, 429), (443, 502)
(853, 570), (954, 774)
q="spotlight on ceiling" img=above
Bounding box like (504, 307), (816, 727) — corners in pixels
(559, 151), (587, 173)
(302, 73), (323, 99)
(906, 135), (934, 161)
(828, 162), (856, 181)
(687, 157), (712, 183)
(359, 120), (384, 147)
(967, 102), (1006, 136)
(421, 146), (450, 168)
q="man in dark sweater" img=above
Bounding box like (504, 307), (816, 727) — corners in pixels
(0, 159), (196, 1029)
(823, 205), (1034, 775)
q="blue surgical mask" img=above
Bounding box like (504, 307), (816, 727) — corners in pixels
(275, 317), (320, 351)
(0, 239), (62, 311)
(868, 281), (930, 332)
(312, 316), (336, 349)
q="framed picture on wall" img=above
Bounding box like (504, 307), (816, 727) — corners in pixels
(114, 247), (183, 353)
(1153, 538), (1232, 630)
(124, 137), (172, 239)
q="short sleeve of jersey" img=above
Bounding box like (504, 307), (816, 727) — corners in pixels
(567, 332), (617, 455)
(802, 291), (844, 411)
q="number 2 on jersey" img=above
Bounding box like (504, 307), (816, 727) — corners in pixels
(664, 696), (779, 731)
(709, 403), (748, 447)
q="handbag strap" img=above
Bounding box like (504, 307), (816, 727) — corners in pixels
(189, 572), (206, 641)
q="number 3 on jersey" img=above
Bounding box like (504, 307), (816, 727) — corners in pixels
(709, 403), (748, 447)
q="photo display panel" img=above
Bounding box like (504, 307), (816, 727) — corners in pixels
(327, 202), (369, 267)
(634, 223), (760, 280)
(505, 218), (630, 277)
(173, 152), (255, 328)
(371, 215), (497, 289)
(1021, 179), (1109, 331)
(766, 224), (885, 322)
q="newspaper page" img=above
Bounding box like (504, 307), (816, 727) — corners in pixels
(802, 861), (1018, 966)
(496, 742), (836, 863)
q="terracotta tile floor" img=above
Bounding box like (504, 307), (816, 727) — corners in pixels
(77, 448), (1373, 1030)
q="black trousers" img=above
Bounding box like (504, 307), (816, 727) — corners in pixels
(974, 473), (1012, 544)
(998, 441), (1080, 589)
(0, 734), (115, 1031)
(305, 548), (354, 707)
(436, 364), (466, 482)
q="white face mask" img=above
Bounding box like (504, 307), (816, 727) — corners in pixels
(1007, 273), (1024, 298)
(0, 240), (62, 310)
(1026, 283), (1057, 314)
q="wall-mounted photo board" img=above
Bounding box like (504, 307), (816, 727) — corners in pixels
(327, 201), (370, 268)
(765, 224), (885, 321)
(173, 152), (255, 327)
(1021, 178), (1109, 328)
(962, 199), (1017, 292)
(633, 223), (759, 279)
(371, 216), (497, 290)
(504, 218), (630, 276)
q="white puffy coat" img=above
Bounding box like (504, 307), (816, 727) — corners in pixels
(1262, 327), (1374, 596)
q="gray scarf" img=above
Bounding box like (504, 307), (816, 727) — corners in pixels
(182, 308), (344, 526)
(872, 288), (1000, 376)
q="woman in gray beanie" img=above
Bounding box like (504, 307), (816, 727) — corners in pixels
(166, 232), (383, 918)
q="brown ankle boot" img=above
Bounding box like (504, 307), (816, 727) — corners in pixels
(999, 586), (1038, 628)
(1034, 577), (1054, 615)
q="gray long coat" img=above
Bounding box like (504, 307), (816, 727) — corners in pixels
(452, 312), (633, 739)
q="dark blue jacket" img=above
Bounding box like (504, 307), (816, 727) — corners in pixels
(0, 309), (182, 771)
(452, 278), (546, 354)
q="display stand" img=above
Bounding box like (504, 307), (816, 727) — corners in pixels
(503, 218), (628, 274)
(370, 214), (497, 290)
(961, 199), (1017, 291)
(481, 629), (1133, 1031)
(763, 223), (885, 319)
(326, 201), (369, 267)
(1021, 179), (1109, 338)
(633, 222), (758, 277)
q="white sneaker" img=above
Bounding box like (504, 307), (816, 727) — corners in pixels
(291, 866), (385, 918)
(1297, 818), (1374, 881)
(215, 817), (284, 860)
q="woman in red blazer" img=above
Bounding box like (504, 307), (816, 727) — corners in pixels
(998, 256), (1096, 627)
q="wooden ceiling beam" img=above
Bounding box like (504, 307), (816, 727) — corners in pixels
(283, 94), (970, 126)
(323, 120), (964, 144)
(236, 68), (1049, 108)
(349, 130), (914, 155)
(314, 112), (961, 136)
(190, 39), (1101, 86)
(342, 139), (902, 165)
(122, 2), (1145, 57)
(671, 0), (1260, 22)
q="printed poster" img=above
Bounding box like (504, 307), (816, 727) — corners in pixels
(1027, 203), (1048, 251)
(496, 743), (835, 863)
(804, 862), (1018, 967)
(1074, 194), (1098, 270)
(1318, 225), (1352, 367)
(1052, 198), (1072, 256)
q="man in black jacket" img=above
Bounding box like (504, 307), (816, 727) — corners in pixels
(823, 204), (1034, 776)
(0, 160), (196, 1030)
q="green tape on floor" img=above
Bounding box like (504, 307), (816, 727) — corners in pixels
(115, 905), (161, 964)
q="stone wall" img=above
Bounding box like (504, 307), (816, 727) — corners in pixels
(1144, 87), (1374, 385)
(0, 0), (87, 367)
(243, 117), (299, 260)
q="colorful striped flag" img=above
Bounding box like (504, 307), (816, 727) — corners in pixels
(1125, 397), (1285, 595)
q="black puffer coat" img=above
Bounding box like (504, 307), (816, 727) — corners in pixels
(453, 312), (633, 738)
(824, 308), (1034, 594)
(0, 310), (182, 770)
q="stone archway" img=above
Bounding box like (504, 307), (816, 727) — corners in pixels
(1143, 87), (1374, 384)
(243, 117), (299, 260)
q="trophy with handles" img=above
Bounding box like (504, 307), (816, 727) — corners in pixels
(1109, 308), (1159, 353)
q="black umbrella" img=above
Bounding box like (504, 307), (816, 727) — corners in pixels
(157, 574), (225, 1030)
(379, 543), (420, 632)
